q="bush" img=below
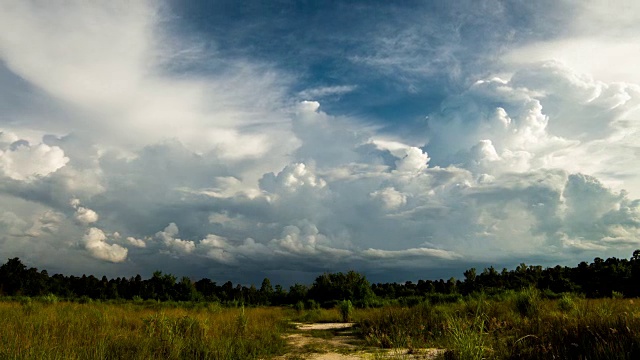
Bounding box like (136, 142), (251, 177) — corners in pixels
(339, 300), (353, 322)
(77, 295), (93, 304)
(40, 293), (59, 304)
(305, 299), (320, 310)
(514, 288), (540, 318)
(557, 294), (575, 313)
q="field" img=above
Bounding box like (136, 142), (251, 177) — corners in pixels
(2, 290), (640, 359)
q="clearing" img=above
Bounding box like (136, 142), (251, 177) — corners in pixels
(278, 322), (444, 360)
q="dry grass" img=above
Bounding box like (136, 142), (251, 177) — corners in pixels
(3, 292), (640, 359)
(356, 291), (640, 359)
(0, 301), (288, 359)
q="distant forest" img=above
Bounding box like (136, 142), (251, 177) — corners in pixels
(2, 251), (640, 307)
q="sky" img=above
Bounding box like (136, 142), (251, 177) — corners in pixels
(0, 0), (639, 285)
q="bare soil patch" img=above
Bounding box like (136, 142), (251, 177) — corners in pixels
(278, 322), (444, 360)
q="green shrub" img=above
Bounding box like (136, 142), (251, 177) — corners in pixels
(77, 295), (93, 304)
(40, 293), (59, 304)
(339, 300), (353, 322)
(446, 313), (487, 360)
(305, 299), (320, 310)
(514, 288), (540, 318)
(557, 294), (575, 313)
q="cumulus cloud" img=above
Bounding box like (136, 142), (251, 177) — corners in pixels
(74, 207), (99, 224)
(1, 1), (640, 284)
(126, 237), (147, 248)
(69, 198), (99, 224)
(260, 163), (326, 194)
(370, 187), (407, 210)
(83, 227), (128, 263)
(155, 223), (196, 254)
(0, 139), (69, 181)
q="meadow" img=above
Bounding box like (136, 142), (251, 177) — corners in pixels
(2, 290), (640, 359)
(0, 298), (288, 359)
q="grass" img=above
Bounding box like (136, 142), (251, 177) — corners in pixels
(3, 291), (640, 359)
(0, 301), (288, 359)
(356, 290), (640, 359)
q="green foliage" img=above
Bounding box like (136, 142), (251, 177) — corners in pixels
(309, 271), (375, 307)
(557, 294), (575, 313)
(338, 300), (353, 322)
(235, 306), (248, 334)
(446, 312), (487, 360)
(40, 293), (59, 305)
(514, 288), (540, 318)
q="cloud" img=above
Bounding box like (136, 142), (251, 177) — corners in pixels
(155, 223), (196, 254)
(505, 1), (640, 84)
(74, 207), (99, 224)
(0, 0), (296, 165)
(362, 247), (461, 260)
(83, 227), (128, 263)
(369, 187), (407, 210)
(298, 85), (357, 99)
(0, 1), (639, 284)
(0, 137), (69, 181)
(69, 198), (99, 224)
(260, 163), (326, 195)
(126, 237), (147, 248)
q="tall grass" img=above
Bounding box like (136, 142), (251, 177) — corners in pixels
(4, 292), (640, 359)
(0, 301), (288, 359)
(356, 290), (640, 359)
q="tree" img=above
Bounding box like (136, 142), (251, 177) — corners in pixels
(0, 257), (27, 295)
(259, 278), (274, 305)
(308, 271), (375, 307)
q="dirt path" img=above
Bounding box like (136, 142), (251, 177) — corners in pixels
(278, 322), (444, 360)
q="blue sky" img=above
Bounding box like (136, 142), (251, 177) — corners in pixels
(0, 1), (639, 285)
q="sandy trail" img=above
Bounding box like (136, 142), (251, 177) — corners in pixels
(278, 322), (443, 360)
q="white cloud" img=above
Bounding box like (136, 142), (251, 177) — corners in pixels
(361, 247), (461, 260)
(83, 227), (128, 263)
(270, 224), (351, 257)
(1, 1), (640, 282)
(260, 163), (326, 194)
(0, 1), (296, 164)
(126, 237), (147, 248)
(74, 207), (99, 224)
(155, 223), (195, 254)
(370, 187), (407, 210)
(0, 140), (69, 181)
(505, 0), (640, 85)
(298, 85), (357, 99)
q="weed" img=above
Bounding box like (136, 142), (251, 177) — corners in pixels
(557, 294), (575, 313)
(339, 300), (354, 322)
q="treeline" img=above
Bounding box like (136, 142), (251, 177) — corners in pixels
(2, 250), (640, 306)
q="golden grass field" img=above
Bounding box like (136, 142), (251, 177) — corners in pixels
(2, 291), (640, 359)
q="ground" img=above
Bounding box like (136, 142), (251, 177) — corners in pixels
(277, 322), (444, 360)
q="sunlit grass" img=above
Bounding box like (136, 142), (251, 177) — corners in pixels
(0, 301), (288, 359)
(356, 291), (640, 359)
(3, 293), (640, 359)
